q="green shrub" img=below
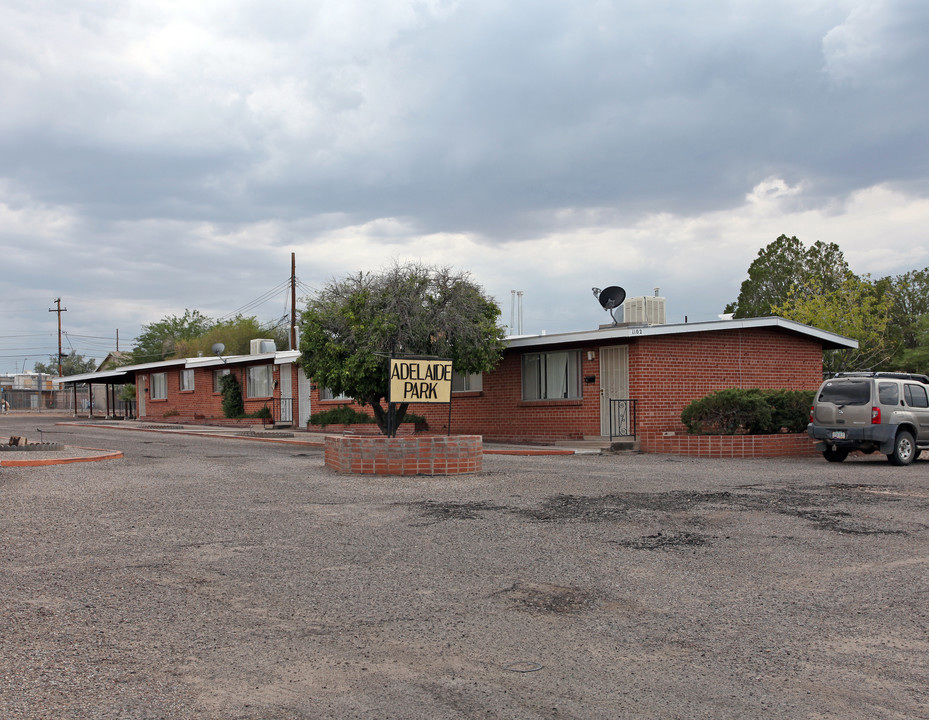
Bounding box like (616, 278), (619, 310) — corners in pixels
(765, 389), (816, 433)
(309, 407), (429, 427)
(220, 373), (245, 418)
(309, 406), (375, 426)
(681, 388), (814, 435)
(245, 406), (272, 420)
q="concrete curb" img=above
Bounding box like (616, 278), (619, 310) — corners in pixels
(0, 447), (124, 467)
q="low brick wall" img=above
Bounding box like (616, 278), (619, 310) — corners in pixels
(325, 435), (482, 476)
(640, 432), (818, 458)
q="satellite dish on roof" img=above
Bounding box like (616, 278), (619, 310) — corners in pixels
(592, 286), (626, 325)
(211, 343), (225, 356)
(597, 286), (626, 309)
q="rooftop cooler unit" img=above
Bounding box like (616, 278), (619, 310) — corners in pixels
(623, 295), (666, 325)
(249, 338), (277, 354)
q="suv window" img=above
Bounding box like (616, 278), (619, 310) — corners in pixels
(818, 380), (870, 406)
(878, 382), (900, 405)
(904, 384), (929, 408)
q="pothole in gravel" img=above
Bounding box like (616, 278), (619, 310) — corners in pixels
(615, 531), (711, 550)
(522, 492), (735, 522)
(406, 486), (910, 535)
(494, 582), (593, 615)
(405, 500), (507, 523)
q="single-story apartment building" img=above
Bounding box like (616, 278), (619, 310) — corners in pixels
(55, 316), (857, 448)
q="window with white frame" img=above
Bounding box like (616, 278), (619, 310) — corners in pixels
(452, 371), (482, 392)
(180, 368), (194, 392)
(521, 351), (581, 400)
(213, 368), (230, 393)
(150, 372), (167, 400)
(319, 386), (350, 400)
(247, 365), (273, 398)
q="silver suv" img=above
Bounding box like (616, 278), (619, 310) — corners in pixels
(808, 372), (929, 465)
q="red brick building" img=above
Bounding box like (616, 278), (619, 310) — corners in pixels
(56, 317), (855, 448)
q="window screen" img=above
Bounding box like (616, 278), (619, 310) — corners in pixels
(521, 351), (581, 400)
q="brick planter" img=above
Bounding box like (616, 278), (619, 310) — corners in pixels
(325, 435), (482, 476)
(640, 432), (818, 458)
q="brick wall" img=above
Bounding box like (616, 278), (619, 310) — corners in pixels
(138, 362), (282, 422)
(640, 432), (819, 458)
(628, 328), (823, 436)
(325, 435), (482, 475)
(402, 328), (822, 443)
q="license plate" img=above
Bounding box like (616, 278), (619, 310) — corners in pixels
(831, 430), (847, 440)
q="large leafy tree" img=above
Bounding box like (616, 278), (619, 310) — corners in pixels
(895, 315), (929, 374)
(131, 311), (286, 362)
(885, 267), (929, 354)
(175, 316), (289, 358)
(34, 353), (96, 376)
(131, 309), (214, 363)
(774, 274), (895, 375)
(726, 235), (851, 318)
(299, 262), (506, 435)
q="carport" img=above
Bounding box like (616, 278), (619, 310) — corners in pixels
(54, 367), (137, 419)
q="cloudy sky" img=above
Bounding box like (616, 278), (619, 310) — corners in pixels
(2, 0), (928, 373)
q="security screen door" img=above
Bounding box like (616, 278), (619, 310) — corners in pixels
(599, 346), (629, 436)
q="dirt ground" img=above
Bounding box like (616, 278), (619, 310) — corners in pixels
(2, 416), (928, 719)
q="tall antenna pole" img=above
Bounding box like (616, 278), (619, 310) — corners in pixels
(48, 297), (67, 376)
(290, 253), (297, 351)
(510, 290), (516, 337)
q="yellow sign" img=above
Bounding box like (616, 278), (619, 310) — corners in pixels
(389, 359), (453, 403)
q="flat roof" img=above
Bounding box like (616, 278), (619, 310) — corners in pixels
(504, 316), (858, 351)
(53, 351), (302, 385)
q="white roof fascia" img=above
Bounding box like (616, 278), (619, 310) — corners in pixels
(53, 369), (129, 385)
(57, 351), (300, 383)
(184, 350), (300, 369)
(504, 317), (858, 351)
(274, 350), (301, 365)
(54, 357), (188, 385)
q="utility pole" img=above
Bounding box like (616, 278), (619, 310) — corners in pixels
(290, 252), (297, 351)
(48, 298), (67, 376)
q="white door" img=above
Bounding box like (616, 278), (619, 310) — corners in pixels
(279, 363), (293, 424)
(297, 368), (312, 427)
(138, 376), (146, 417)
(599, 346), (629, 436)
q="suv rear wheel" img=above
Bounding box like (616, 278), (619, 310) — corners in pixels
(823, 447), (848, 463)
(888, 430), (916, 466)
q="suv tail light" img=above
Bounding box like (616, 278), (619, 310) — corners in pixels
(871, 406), (881, 424)
(809, 405), (814, 423)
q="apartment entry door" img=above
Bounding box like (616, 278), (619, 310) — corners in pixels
(599, 345), (629, 436)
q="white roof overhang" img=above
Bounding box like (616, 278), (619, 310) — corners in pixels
(53, 351), (300, 386)
(504, 317), (858, 351)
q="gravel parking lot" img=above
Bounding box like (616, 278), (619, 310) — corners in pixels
(2, 416), (928, 719)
